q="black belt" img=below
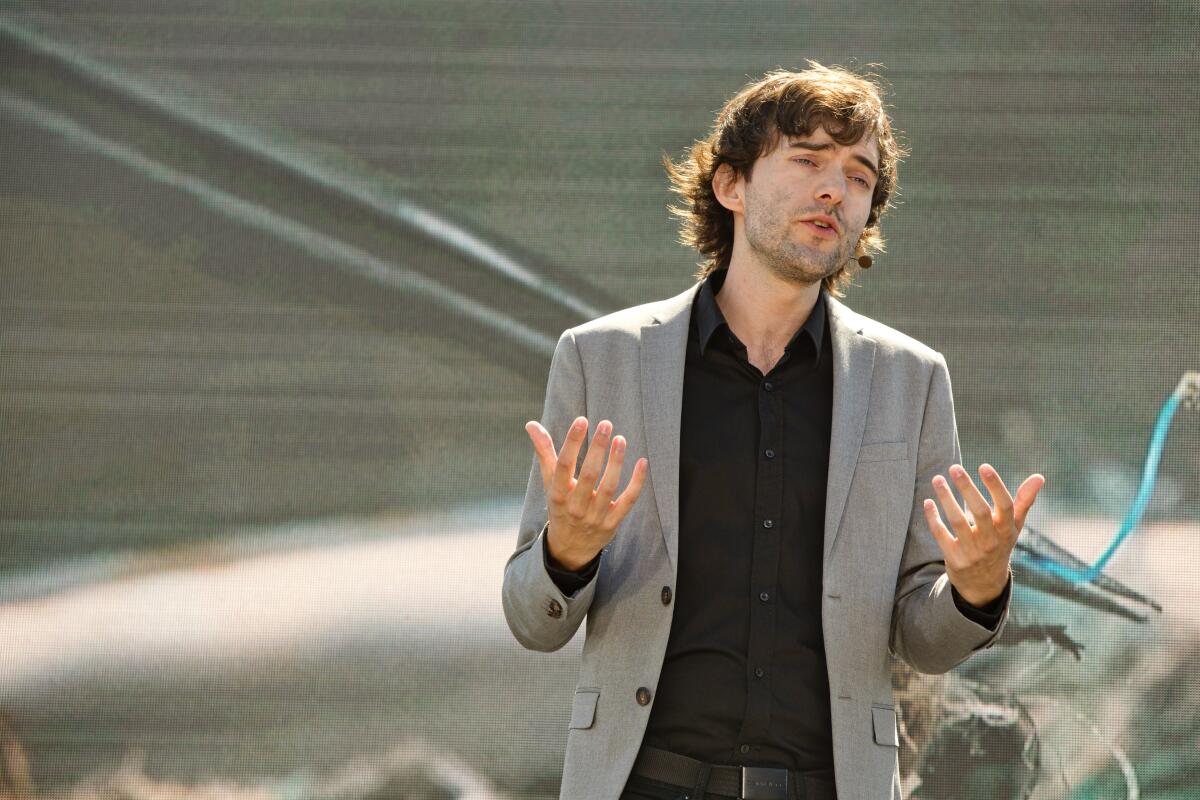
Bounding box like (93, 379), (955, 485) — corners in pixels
(630, 746), (837, 800)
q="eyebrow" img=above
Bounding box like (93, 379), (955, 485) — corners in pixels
(788, 140), (879, 180)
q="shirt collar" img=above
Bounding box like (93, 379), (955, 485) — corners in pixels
(693, 268), (827, 357)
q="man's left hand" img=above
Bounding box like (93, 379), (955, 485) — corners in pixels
(923, 464), (1045, 607)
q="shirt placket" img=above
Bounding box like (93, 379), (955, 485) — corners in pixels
(736, 370), (785, 753)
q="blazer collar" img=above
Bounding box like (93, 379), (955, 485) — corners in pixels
(823, 294), (877, 564)
(640, 282), (702, 571)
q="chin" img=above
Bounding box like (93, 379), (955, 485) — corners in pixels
(770, 252), (840, 282)
(767, 264), (832, 288)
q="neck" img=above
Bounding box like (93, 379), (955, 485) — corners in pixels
(714, 260), (822, 356)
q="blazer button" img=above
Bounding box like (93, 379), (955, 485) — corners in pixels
(661, 586), (672, 605)
(636, 687), (652, 706)
(547, 599), (563, 619)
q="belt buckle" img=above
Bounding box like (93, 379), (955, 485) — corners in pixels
(741, 766), (789, 800)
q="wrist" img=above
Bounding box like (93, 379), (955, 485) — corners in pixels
(953, 568), (1012, 608)
(545, 524), (600, 572)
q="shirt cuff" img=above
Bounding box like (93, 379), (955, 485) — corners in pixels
(951, 574), (1011, 631)
(542, 526), (600, 597)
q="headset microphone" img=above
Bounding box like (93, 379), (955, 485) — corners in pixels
(849, 255), (873, 269)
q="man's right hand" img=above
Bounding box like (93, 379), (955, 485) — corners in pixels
(525, 416), (649, 571)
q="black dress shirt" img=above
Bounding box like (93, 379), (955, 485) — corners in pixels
(545, 269), (1005, 774)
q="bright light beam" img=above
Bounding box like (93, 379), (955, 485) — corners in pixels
(0, 90), (557, 358)
(0, 16), (604, 322)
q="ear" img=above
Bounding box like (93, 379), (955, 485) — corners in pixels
(711, 163), (745, 215)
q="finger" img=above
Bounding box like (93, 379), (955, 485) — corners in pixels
(1013, 473), (1046, 531)
(566, 420), (612, 518)
(978, 463), (1015, 534)
(525, 421), (558, 489)
(587, 434), (627, 524)
(602, 457), (648, 530)
(578, 420), (613, 487)
(923, 497), (959, 565)
(551, 417), (589, 503)
(931, 474), (974, 541)
(948, 464), (994, 533)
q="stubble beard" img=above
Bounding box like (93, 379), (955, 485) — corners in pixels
(744, 198), (856, 288)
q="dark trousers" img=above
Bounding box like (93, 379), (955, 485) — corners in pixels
(620, 773), (709, 799)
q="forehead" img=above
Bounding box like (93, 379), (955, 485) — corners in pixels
(776, 126), (879, 162)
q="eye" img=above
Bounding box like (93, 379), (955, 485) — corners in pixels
(793, 157), (816, 167)
(850, 175), (871, 187)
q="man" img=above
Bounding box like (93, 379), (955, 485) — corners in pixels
(502, 62), (1045, 800)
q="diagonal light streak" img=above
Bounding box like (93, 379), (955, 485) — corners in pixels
(0, 16), (605, 322)
(0, 89), (557, 358)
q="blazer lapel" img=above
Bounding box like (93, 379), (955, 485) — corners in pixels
(823, 294), (877, 565)
(640, 283), (701, 573)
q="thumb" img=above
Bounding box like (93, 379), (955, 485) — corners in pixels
(525, 421), (557, 488)
(1013, 473), (1045, 531)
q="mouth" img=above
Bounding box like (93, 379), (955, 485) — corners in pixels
(800, 219), (839, 239)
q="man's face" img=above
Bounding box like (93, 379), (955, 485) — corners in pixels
(737, 126), (879, 286)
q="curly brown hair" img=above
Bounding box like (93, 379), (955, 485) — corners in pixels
(663, 61), (908, 297)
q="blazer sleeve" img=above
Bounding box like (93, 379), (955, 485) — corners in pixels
(889, 352), (1012, 674)
(501, 328), (599, 652)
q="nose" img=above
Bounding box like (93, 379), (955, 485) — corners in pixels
(813, 165), (846, 205)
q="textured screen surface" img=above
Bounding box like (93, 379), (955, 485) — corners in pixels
(1, 3), (1198, 798)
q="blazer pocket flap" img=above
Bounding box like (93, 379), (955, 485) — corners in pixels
(569, 688), (600, 730)
(858, 440), (909, 463)
(872, 705), (899, 747)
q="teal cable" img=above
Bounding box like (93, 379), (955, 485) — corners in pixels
(1037, 374), (1195, 584)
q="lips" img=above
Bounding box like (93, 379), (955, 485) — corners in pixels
(801, 219), (838, 239)
(798, 213), (840, 240)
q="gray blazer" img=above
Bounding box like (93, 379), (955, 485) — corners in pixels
(502, 282), (1009, 800)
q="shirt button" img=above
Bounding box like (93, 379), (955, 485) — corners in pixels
(764, 449), (775, 459)
(661, 586), (673, 605)
(636, 687), (652, 706)
(759, 591), (770, 602)
(739, 744), (751, 755)
(754, 667), (765, 678)
(763, 381), (774, 392)
(762, 519), (774, 529)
